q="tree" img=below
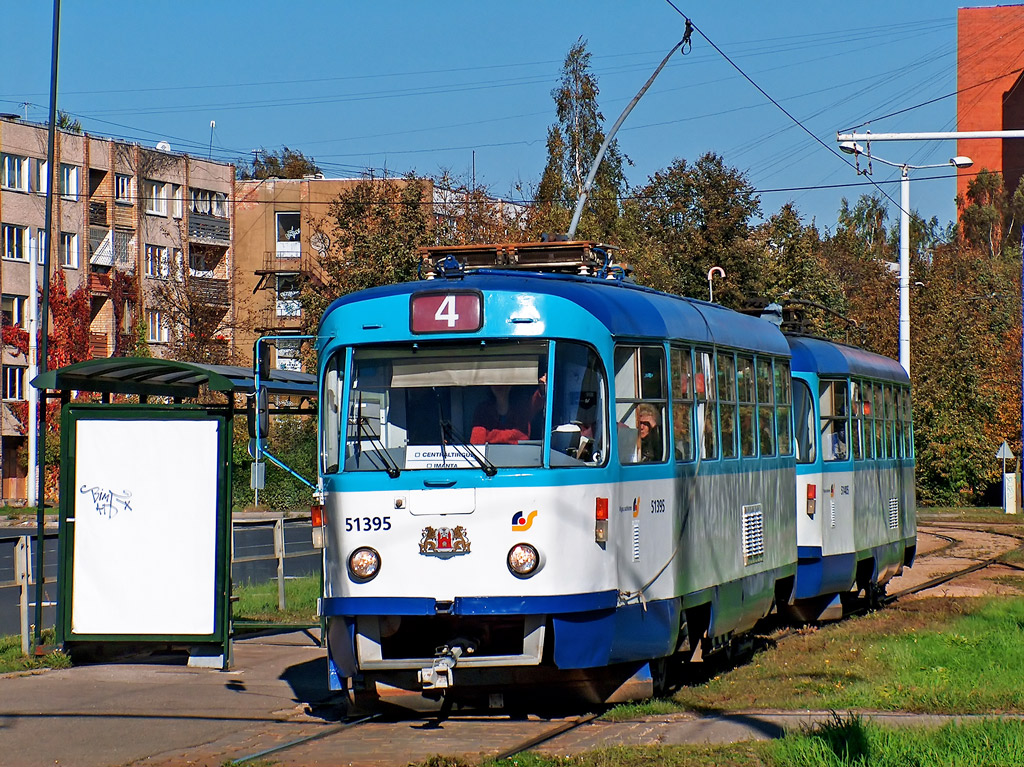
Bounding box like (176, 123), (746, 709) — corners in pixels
(531, 38), (627, 241)
(301, 173), (431, 334)
(56, 110), (82, 134)
(431, 170), (529, 247)
(621, 153), (760, 306)
(958, 169), (1024, 258)
(238, 147), (321, 180)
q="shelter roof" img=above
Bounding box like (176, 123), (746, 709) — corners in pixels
(31, 358), (316, 399)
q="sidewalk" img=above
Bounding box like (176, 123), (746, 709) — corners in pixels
(0, 631), (333, 767)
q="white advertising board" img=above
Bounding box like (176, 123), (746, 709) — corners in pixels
(70, 418), (220, 636)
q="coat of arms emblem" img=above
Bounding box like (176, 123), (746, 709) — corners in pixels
(419, 525), (471, 555)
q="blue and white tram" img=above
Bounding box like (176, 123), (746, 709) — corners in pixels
(315, 249), (804, 707)
(787, 336), (916, 620)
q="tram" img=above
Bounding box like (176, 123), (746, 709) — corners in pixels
(309, 241), (913, 708)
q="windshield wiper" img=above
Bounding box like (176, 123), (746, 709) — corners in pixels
(440, 418), (498, 478)
(351, 394), (401, 478)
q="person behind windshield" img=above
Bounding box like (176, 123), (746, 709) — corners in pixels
(471, 385), (533, 445)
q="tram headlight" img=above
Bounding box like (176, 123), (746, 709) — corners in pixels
(507, 543), (540, 577)
(348, 547), (381, 582)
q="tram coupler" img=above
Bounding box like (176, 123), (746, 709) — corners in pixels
(418, 642), (474, 692)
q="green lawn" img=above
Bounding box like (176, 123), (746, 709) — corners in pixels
(0, 630), (70, 673)
(232, 575), (320, 625)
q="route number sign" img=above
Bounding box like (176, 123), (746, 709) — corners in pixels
(410, 291), (482, 333)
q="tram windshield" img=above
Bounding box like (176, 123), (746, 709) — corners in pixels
(323, 340), (608, 473)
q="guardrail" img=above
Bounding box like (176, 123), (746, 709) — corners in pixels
(231, 514), (320, 612)
(0, 533), (57, 655)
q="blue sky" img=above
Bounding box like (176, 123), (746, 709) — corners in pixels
(1, 1), (1014, 232)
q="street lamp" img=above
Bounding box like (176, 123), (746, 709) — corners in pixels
(837, 142), (973, 376)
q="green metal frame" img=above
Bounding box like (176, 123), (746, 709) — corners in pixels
(56, 403), (233, 659)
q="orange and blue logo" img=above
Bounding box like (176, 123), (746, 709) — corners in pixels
(512, 510), (538, 531)
(632, 498), (640, 518)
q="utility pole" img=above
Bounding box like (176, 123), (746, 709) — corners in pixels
(836, 129), (1024, 376)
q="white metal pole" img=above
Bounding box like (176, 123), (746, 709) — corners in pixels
(899, 167), (911, 376)
(838, 130), (1024, 142)
(27, 244), (38, 507)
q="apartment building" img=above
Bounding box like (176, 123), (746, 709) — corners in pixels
(0, 116), (234, 501)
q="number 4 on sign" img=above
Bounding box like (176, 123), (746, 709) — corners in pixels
(434, 295), (460, 328)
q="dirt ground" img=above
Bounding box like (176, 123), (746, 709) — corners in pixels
(891, 521), (1024, 599)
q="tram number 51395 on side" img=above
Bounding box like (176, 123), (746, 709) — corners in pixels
(345, 516), (392, 532)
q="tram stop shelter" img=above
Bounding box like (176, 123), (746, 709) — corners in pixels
(31, 357), (316, 668)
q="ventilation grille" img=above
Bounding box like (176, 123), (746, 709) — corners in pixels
(888, 498), (900, 530)
(830, 498), (837, 529)
(742, 504), (765, 566)
(632, 520), (641, 561)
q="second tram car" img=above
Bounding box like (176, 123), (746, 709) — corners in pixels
(311, 242), (915, 708)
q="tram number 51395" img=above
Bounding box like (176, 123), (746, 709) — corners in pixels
(345, 516), (392, 532)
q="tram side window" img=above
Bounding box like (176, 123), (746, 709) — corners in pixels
(737, 355), (756, 457)
(819, 379), (849, 462)
(886, 385), (901, 458)
(872, 382), (885, 459)
(717, 352), (738, 459)
(321, 352), (345, 473)
(850, 380), (863, 461)
(793, 378), (816, 464)
(756, 357), (775, 456)
(696, 349), (719, 459)
(551, 341), (607, 466)
(670, 347), (694, 462)
(615, 345), (667, 464)
(856, 380), (874, 460)
(900, 387), (913, 458)
(775, 359), (793, 456)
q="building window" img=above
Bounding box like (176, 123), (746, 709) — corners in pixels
(1, 154), (29, 191)
(3, 224), (27, 261)
(33, 228), (47, 264)
(146, 309), (169, 342)
(114, 174), (132, 203)
(171, 183), (183, 218)
(3, 367), (25, 401)
(189, 249), (215, 277)
(113, 229), (132, 267)
(60, 232), (79, 268)
(276, 339), (302, 372)
(60, 164), (79, 200)
(275, 211), (301, 257)
(189, 188), (228, 218)
(276, 274), (301, 317)
(35, 159), (49, 194)
(1, 295), (26, 327)
(142, 179), (167, 215)
(144, 244), (169, 278)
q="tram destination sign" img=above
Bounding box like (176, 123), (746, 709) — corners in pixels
(410, 290), (483, 334)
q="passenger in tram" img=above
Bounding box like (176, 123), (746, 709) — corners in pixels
(636, 403), (663, 462)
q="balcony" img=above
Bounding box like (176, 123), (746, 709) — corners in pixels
(88, 272), (111, 295)
(190, 275), (230, 307)
(88, 200), (108, 227)
(187, 213), (230, 246)
(89, 332), (109, 358)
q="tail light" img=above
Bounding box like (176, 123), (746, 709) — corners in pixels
(806, 484), (816, 518)
(595, 497), (609, 543)
(311, 504), (325, 549)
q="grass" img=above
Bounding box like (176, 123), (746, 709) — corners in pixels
(232, 574), (320, 625)
(0, 629), (71, 673)
(0, 504), (56, 520)
(918, 506), (1022, 526)
(648, 596), (1024, 716)
(405, 717), (1024, 767)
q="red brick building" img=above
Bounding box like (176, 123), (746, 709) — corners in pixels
(957, 5), (1024, 200)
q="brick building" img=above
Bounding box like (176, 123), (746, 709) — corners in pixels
(0, 116), (234, 501)
(957, 5), (1024, 200)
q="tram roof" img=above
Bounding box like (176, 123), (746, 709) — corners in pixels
(32, 358), (316, 399)
(321, 271), (790, 355)
(786, 335), (909, 383)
